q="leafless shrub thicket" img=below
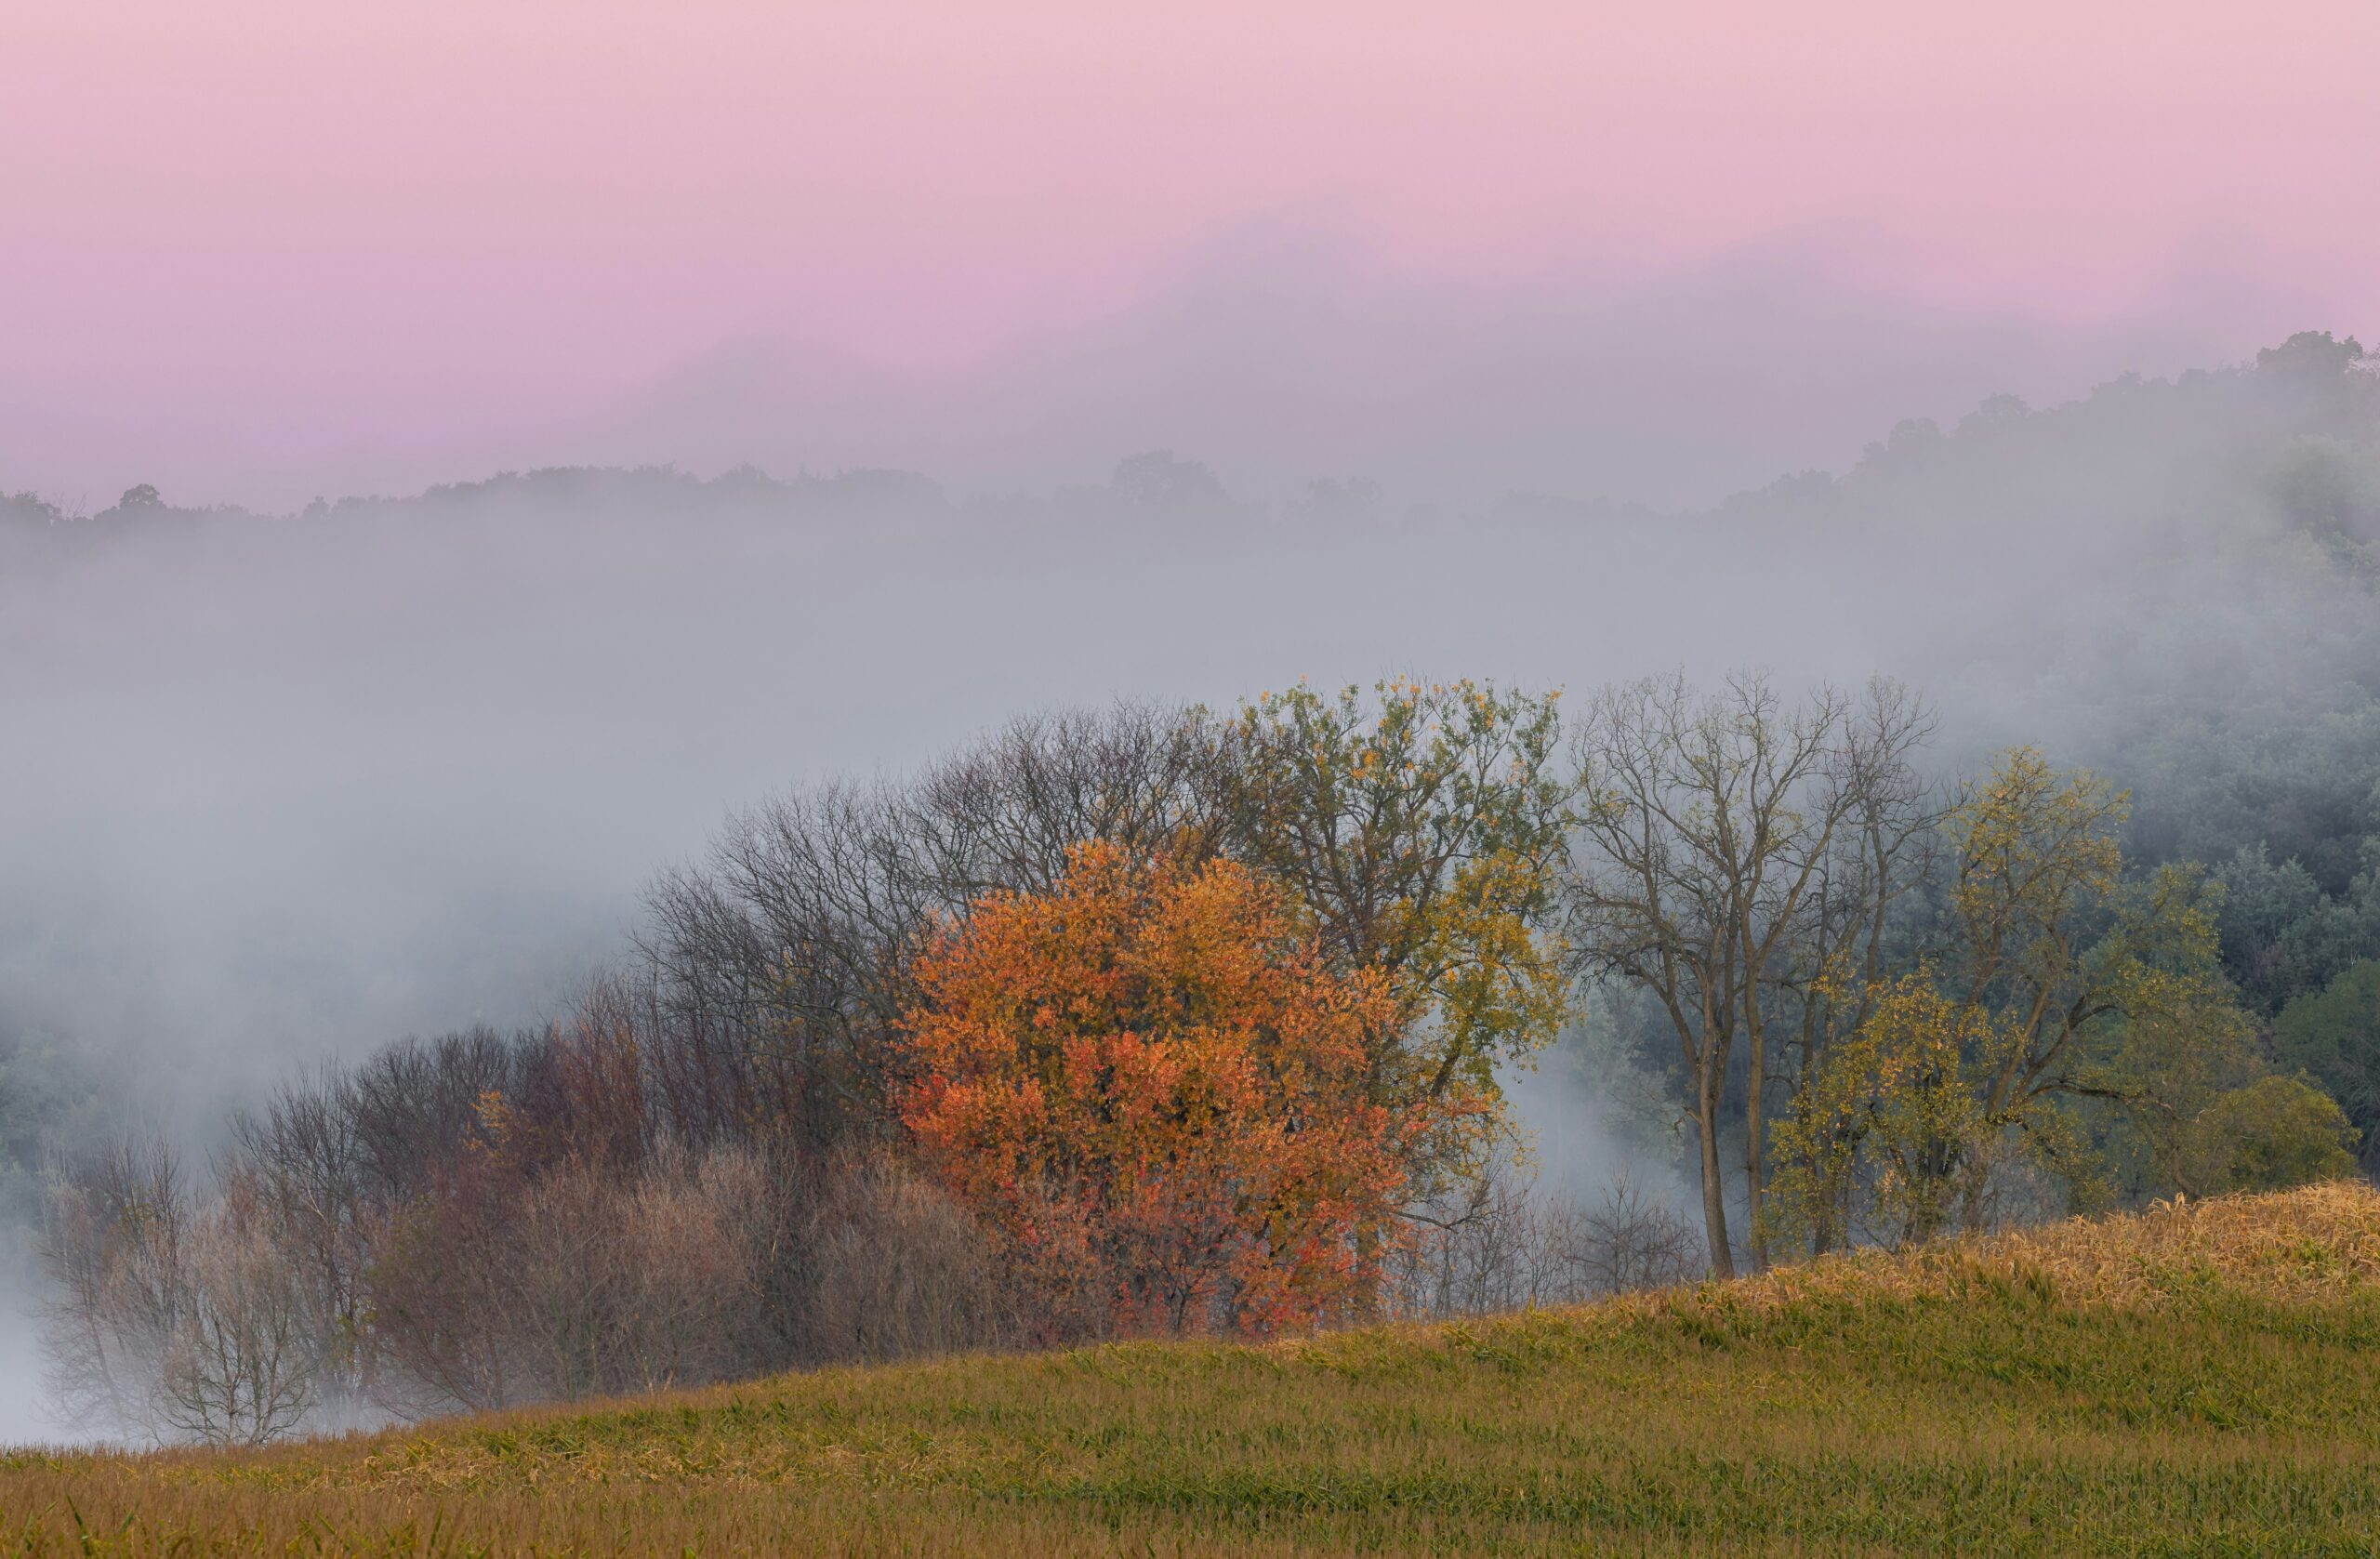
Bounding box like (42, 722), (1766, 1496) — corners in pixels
(39, 1051), (1027, 1443)
(1392, 1156), (1704, 1319)
(795, 1152), (1023, 1365)
(158, 1182), (319, 1446)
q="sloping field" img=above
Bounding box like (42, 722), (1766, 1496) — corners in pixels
(8, 1184), (2380, 1556)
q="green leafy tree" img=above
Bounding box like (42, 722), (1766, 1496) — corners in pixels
(1937, 750), (2256, 1218)
(2175, 1075), (2359, 1195)
(2275, 958), (2380, 1169)
(2212, 839), (2380, 1015)
(1771, 749), (2268, 1248)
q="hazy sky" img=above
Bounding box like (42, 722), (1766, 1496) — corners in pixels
(6, 0), (2375, 507)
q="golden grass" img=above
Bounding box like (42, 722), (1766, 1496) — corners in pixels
(1712, 1181), (2380, 1308)
(9, 1183), (2380, 1555)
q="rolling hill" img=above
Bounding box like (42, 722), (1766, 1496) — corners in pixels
(7, 1182), (2380, 1555)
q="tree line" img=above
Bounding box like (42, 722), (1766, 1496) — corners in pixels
(36, 677), (2372, 1445)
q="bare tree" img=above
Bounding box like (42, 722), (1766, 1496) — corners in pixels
(346, 1027), (546, 1199)
(362, 1129), (530, 1417)
(1565, 674), (1933, 1275)
(638, 701), (1227, 1151)
(609, 1144), (774, 1387)
(37, 1136), (192, 1441)
(156, 1181), (317, 1447)
(907, 702), (1230, 896)
(221, 1067), (374, 1412)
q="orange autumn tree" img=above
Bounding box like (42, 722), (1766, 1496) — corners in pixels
(898, 841), (1443, 1340)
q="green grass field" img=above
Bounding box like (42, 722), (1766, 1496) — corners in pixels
(8, 1184), (2380, 1556)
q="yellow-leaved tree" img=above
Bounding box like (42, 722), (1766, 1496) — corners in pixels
(1218, 679), (1576, 1196)
(1768, 747), (2338, 1250)
(1768, 971), (1994, 1250)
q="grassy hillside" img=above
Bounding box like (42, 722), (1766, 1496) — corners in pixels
(8, 1184), (2380, 1556)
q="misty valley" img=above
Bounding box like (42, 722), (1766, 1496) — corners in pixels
(4, 332), (2379, 1554)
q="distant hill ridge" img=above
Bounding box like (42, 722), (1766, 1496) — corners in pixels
(5, 329), (2371, 540)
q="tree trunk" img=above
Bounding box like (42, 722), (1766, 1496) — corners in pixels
(1742, 1035), (1767, 1272)
(1695, 1082), (1735, 1280)
(1352, 1219), (1382, 1320)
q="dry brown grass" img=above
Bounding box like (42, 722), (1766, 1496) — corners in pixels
(1646, 1180), (2380, 1314)
(8, 1183), (2380, 1555)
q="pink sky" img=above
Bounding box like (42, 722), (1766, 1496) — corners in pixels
(4, 0), (2375, 503)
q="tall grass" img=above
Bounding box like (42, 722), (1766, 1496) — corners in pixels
(9, 1184), (2380, 1555)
